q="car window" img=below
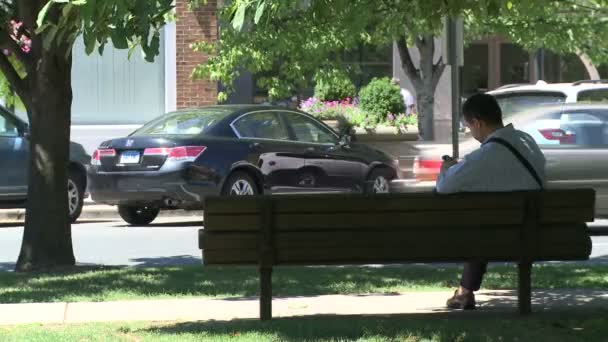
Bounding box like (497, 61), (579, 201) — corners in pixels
(0, 112), (19, 137)
(494, 92), (566, 117)
(134, 109), (232, 136)
(283, 112), (337, 144)
(559, 110), (608, 147)
(233, 112), (289, 140)
(577, 89), (608, 103)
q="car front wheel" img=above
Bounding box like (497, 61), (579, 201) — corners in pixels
(366, 168), (393, 194)
(118, 205), (160, 225)
(222, 171), (259, 196)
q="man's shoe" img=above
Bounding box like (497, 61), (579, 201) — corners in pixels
(446, 290), (476, 310)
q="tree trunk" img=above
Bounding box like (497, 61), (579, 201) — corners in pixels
(397, 35), (446, 141)
(416, 85), (435, 141)
(15, 49), (75, 272)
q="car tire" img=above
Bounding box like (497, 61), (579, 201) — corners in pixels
(366, 168), (393, 194)
(118, 205), (160, 225)
(68, 169), (85, 223)
(222, 171), (259, 196)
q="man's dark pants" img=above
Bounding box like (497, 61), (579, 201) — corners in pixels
(461, 262), (488, 291)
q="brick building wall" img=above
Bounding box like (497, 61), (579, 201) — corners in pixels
(176, 0), (218, 108)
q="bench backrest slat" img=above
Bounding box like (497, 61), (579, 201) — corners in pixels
(201, 189), (594, 265)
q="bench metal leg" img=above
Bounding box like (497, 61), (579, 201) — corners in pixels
(260, 267), (273, 320)
(518, 262), (532, 314)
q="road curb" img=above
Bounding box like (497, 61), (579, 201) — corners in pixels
(0, 206), (204, 223)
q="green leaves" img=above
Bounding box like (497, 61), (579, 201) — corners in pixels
(33, 0), (173, 62)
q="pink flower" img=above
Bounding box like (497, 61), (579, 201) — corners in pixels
(8, 19), (31, 54)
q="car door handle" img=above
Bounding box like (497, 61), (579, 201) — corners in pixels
(305, 147), (316, 153)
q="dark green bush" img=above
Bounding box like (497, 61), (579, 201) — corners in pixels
(314, 69), (356, 101)
(358, 77), (405, 121)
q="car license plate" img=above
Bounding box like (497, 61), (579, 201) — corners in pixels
(119, 151), (140, 164)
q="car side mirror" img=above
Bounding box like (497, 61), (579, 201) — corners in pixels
(20, 123), (30, 139)
(338, 134), (352, 147)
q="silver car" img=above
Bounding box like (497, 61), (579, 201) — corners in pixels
(402, 104), (608, 217)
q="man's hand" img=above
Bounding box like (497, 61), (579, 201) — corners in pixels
(440, 155), (458, 174)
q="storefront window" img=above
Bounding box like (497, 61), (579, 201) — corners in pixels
(500, 43), (529, 85)
(463, 43), (489, 97)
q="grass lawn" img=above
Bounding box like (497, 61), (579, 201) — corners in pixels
(0, 264), (606, 304)
(1, 311), (608, 341)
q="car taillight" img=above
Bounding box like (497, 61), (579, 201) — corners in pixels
(143, 146), (206, 162)
(412, 156), (442, 181)
(538, 129), (576, 144)
(91, 148), (116, 166)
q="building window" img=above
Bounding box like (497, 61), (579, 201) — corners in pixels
(543, 51), (588, 83)
(500, 43), (529, 85)
(251, 43), (393, 104)
(463, 43), (489, 97)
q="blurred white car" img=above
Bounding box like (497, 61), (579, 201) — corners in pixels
(400, 104), (608, 217)
(488, 80), (608, 145)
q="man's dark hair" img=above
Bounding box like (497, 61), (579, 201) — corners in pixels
(462, 93), (503, 126)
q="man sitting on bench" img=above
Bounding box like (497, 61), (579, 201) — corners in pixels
(436, 93), (547, 310)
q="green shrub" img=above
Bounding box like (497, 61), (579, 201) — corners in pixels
(358, 77), (405, 121)
(314, 69), (356, 101)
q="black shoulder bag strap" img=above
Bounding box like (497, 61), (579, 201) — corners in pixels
(484, 137), (544, 189)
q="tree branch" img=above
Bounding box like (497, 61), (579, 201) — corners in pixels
(415, 35), (434, 83)
(432, 62), (446, 89)
(0, 50), (28, 101)
(0, 30), (34, 70)
(396, 36), (421, 88)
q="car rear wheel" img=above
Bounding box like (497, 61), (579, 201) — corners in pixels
(68, 170), (85, 223)
(118, 205), (160, 225)
(366, 168), (393, 194)
(222, 171), (259, 196)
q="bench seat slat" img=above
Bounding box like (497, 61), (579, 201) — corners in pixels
(201, 228), (521, 250)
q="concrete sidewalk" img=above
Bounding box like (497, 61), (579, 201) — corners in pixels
(1, 289), (607, 325)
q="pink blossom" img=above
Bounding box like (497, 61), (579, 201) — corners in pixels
(8, 19), (31, 54)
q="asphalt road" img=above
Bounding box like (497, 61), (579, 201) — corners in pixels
(0, 218), (607, 271)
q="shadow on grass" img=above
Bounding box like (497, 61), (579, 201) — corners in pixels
(0, 262), (14, 272)
(139, 310), (608, 341)
(479, 289), (608, 310)
(0, 262), (606, 304)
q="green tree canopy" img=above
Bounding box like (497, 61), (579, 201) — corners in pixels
(192, 0), (608, 140)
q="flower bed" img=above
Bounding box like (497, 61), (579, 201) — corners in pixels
(299, 97), (419, 140)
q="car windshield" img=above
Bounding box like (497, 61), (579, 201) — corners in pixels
(495, 92), (566, 118)
(133, 109), (232, 136)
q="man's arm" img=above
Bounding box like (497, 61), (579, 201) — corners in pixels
(436, 149), (485, 193)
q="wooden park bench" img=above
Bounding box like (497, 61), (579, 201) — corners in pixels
(198, 189), (594, 320)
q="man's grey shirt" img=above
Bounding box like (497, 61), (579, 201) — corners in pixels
(436, 124), (546, 193)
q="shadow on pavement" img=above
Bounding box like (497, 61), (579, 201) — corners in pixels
(73, 220), (118, 225)
(129, 255), (201, 267)
(118, 221), (203, 228)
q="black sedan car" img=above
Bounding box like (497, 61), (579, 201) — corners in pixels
(88, 105), (399, 225)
